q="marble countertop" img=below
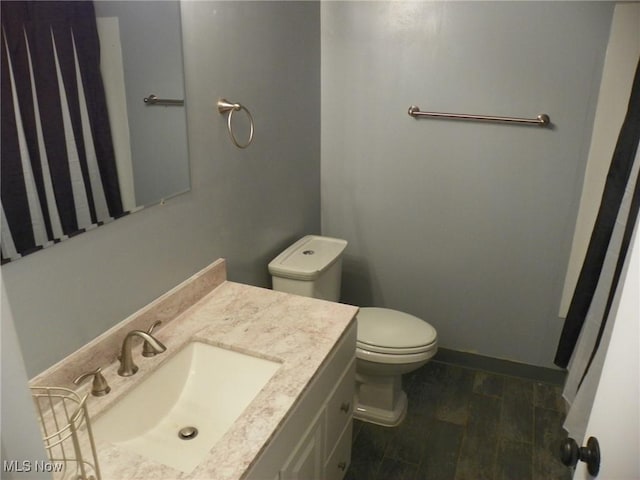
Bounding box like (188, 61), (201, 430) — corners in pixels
(30, 260), (358, 480)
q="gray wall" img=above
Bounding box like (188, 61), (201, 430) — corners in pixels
(3, 1), (321, 377)
(1, 274), (49, 478)
(1, 1), (615, 377)
(321, 2), (613, 368)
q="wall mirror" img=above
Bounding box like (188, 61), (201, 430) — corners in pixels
(1, 0), (190, 264)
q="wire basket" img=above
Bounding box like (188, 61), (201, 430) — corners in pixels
(30, 386), (101, 480)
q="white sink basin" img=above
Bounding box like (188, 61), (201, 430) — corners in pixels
(93, 342), (280, 473)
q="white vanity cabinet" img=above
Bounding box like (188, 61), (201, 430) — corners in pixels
(246, 321), (356, 480)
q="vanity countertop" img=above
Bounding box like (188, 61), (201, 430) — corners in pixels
(30, 260), (358, 480)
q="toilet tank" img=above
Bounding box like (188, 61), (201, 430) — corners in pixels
(268, 235), (348, 302)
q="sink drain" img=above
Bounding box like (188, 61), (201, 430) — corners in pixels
(178, 426), (199, 440)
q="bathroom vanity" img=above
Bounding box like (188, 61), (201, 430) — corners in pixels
(30, 259), (358, 480)
(246, 328), (356, 480)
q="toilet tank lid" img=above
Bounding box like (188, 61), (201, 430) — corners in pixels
(268, 235), (348, 281)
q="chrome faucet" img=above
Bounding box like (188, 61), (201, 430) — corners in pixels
(118, 330), (166, 377)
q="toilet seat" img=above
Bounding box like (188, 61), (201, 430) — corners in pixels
(356, 307), (437, 365)
(356, 345), (437, 365)
(356, 340), (437, 356)
(357, 307), (437, 352)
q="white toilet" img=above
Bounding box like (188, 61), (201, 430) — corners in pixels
(269, 235), (438, 427)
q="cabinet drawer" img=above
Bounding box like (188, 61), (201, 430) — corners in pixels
(324, 421), (353, 480)
(325, 359), (355, 450)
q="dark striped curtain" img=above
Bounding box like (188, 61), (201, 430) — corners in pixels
(1, 1), (123, 263)
(555, 57), (640, 377)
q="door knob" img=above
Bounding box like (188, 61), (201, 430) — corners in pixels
(560, 436), (600, 476)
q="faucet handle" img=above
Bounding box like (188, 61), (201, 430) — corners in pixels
(142, 320), (163, 357)
(73, 367), (111, 396)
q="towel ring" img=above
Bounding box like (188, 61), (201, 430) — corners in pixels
(217, 98), (254, 149)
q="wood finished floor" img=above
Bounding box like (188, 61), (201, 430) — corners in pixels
(346, 361), (571, 480)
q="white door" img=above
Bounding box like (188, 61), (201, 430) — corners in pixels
(570, 223), (639, 479)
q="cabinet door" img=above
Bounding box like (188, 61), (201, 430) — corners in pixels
(280, 413), (324, 480)
(326, 360), (356, 450)
(325, 421), (353, 480)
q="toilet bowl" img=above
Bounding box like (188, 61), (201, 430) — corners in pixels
(268, 235), (438, 427)
(354, 307), (437, 426)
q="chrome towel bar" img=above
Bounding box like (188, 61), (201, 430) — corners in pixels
(143, 94), (184, 106)
(408, 105), (550, 127)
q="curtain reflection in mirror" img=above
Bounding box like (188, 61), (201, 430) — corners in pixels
(1, 1), (124, 263)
